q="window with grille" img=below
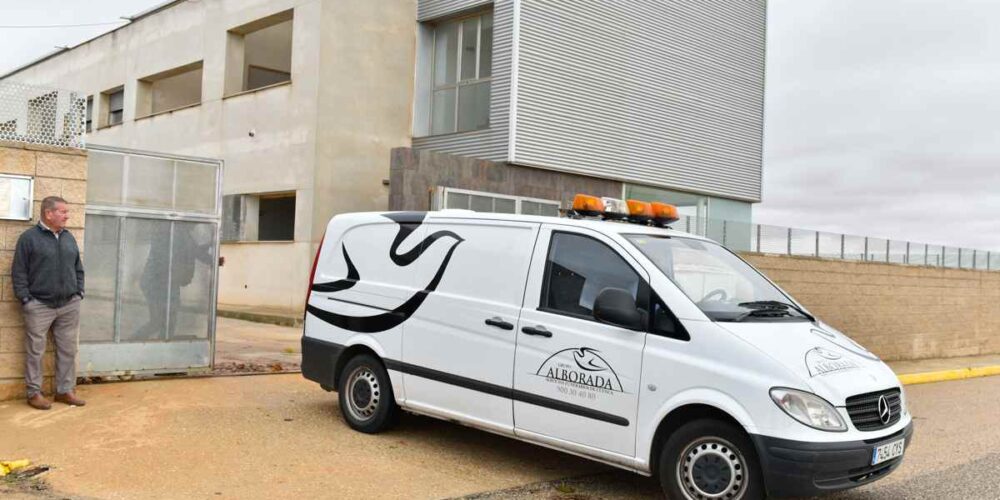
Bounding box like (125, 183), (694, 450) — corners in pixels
(429, 11), (492, 135)
(437, 187), (560, 216)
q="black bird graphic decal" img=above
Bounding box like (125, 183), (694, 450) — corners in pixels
(306, 212), (463, 333)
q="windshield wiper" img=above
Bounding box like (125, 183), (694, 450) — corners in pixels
(735, 300), (816, 322)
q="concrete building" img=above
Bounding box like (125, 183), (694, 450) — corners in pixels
(2, 0), (766, 314)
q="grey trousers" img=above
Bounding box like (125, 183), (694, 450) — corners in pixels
(23, 296), (81, 397)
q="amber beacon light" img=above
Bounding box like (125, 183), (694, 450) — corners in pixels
(626, 199), (654, 223)
(651, 202), (680, 226)
(572, 194), (605, 216)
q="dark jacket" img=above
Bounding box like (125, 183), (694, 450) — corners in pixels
(11, 224), (85, 308)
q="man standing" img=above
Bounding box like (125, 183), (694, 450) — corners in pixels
(11, 196), (86, 410)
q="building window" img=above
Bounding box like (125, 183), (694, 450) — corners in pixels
(221, 192), (296, 242)
(85, 96), (93, 133)
(137, 61), (203, 117)
(101, 87), (125, 127)
(225, 10), (293, 95)
(430, 12), (492, 135)
(436, 187), (560, 216)
(258, 194), (295, 241)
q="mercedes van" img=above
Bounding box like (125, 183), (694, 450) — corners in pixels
(301, 196), (912, 499)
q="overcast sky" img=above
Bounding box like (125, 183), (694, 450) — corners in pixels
(2, 0), (997, 250)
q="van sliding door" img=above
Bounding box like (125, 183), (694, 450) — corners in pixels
(401, 219), (539, 432)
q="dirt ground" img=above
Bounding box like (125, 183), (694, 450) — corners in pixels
(0, 374), (607, 500)
(4, 374), (1000, 499)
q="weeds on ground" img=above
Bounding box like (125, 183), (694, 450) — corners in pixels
(1, 474), (52, 498)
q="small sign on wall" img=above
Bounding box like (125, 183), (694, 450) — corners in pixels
(0, 175), (34, 221)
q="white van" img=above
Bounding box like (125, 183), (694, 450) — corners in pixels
(301, 198), (912, 499)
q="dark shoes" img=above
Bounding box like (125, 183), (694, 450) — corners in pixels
(27, 392), (87, 409)
(27, 393), (52, 410)
(54, 392), (87, 407)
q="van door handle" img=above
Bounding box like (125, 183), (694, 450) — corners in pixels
(521, 326), (552, 338)
(484, 317), (514, 330)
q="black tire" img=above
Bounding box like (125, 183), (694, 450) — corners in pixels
(659, 419), (764, 500)
(337, 354), (399, 433)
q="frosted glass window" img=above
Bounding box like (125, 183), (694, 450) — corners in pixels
(175, 160), (217, 214)
(79, 215), (119, 342)
(86, 151), (124, 206)
(125, 156), (174, 209)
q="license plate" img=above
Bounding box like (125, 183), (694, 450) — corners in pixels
(871, 438), (905, 465)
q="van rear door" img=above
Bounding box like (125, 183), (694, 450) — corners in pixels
(401, 217), (539, 432)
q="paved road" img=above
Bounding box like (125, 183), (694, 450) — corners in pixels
(461, 375), (1000, 499)
(1, 373), (998, 499)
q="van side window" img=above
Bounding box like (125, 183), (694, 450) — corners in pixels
(541, 232), (645, 320)
(651, 293), (690, 341)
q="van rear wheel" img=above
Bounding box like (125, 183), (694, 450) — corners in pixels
(338, 354), (398, 433)
(658, 419), (764, 500)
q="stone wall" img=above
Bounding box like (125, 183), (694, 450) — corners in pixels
(390, 147), (622, 211)
(0, 141), (87, 401)
(743, 253), (1000, 362)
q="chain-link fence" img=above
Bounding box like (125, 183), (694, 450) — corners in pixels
(0, 81), (87, 149)
(675, 215), (998, 271)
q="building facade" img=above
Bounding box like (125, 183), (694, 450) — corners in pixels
(2, 0), (765, 313)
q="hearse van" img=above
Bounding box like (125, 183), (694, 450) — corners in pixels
(301, 195), (912, 499)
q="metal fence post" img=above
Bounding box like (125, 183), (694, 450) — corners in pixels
(905, 242), (910, 264)
(722, 220), (728, 247)
(958, 248), (962, 268)
(787, 227), (792, 255)
(756, 224), (761, 253)
(815, 231), (820, 257)
(840, 234), (845, 259)
(924, 244), (929, 266)
(885, 239), (890, 263)
(973, 249), (977, 269)
(989, 251), (992, 270)
(863, 237), (868, 262)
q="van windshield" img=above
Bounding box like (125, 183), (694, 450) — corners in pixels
(624, 234), (811, 322)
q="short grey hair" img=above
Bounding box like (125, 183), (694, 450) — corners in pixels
(41, 196), (68, 216)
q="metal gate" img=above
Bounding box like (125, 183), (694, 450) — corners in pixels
(78, 145), (222, 376)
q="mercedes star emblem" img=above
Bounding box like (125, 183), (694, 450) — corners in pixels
(878, 395), (891, 424)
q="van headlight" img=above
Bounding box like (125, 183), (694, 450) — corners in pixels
(770, 388), (847, 432)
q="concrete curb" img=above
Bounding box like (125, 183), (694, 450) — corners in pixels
(898, 365), (1000, 385)
(217, 309), (302, 327)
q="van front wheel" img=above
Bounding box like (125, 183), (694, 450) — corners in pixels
(658, 419), (764, 500)
(338, 354), (398, 433)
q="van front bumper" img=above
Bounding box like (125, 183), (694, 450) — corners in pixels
(751, 422), (913, 498)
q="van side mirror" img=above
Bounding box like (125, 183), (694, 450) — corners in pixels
(593, 288), (643, 331)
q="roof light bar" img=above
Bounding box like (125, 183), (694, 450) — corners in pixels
(568, 193), (680, 228)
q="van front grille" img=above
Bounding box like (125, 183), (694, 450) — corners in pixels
(845, 389), (901, 431)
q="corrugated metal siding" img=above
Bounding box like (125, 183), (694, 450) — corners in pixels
(418, 0), (492, 21)
(514, 0), (765, 201)
(412, 0), (511, 162)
